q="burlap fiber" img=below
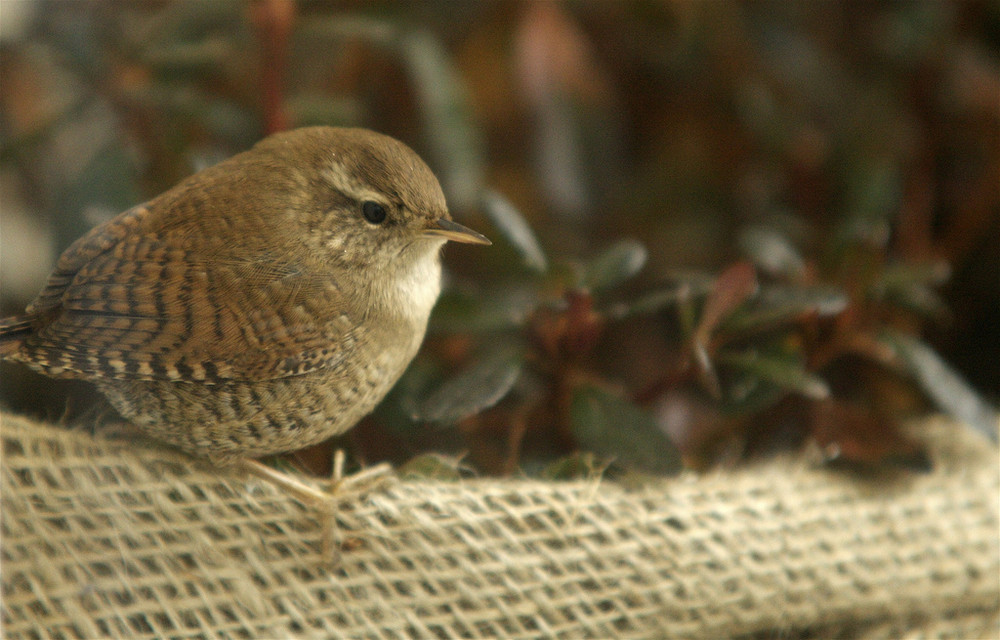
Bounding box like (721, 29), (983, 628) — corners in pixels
(1, 413), (997, 639)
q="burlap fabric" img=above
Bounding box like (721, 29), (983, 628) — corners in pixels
(1, 413), (997, 639)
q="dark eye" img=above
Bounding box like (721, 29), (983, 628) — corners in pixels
(362, 201), (387, 224)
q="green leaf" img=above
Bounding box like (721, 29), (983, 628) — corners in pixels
(569, 385), (682, 475)
(400, 29), (483, 211)
(718, 285), (848, 338)
(885, 284), (951, 322)
(692, 340), (722, 399)
(132, 83), (258, 144)
(718, 350), (830, 400)
(880, 331), (998, 442)
(582, 239), (648, 293)
(717, 377), (788, 417)
(876, 261), (951, 289)
(285, 94), (362, 127)
(398, 453), (470, 481)
(870, 261), (952, 321)
(298, 19), (483, 210)
(295, 15), (398, 45)
(480, 189), (548, 272)
(55, 141), (141, 252)
(760, 285), (849, 317)
(709, 341), (812, 415)
(738, 225), (806, 279)
(663, 269), (717, 296)
(429, 289), (536, 333)
(142, 38), (234, 73)
(413, 351), (524, 424)
(606, 286), (686, 320)
(147, 0), (244, 44)
(377, 357), (443, 434)
(538, 452), (608, 481)
(837, 160), (900, 247)
(660, 270), (716, 339)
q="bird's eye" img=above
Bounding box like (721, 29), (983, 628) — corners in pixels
(362, 201), (388, 224)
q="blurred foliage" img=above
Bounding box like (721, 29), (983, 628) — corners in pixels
(1, 0), (998, 477)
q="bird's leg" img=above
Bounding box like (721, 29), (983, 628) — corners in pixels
(328, 448), (395, 495)
(238, 458), (338, 557)
(238, 455), (395, 559)
(240, 457), (332, 504)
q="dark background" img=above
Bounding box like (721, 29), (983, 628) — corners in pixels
(1, 1), (997, 471)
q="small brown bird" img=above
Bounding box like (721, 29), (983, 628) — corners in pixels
(1, 127), (489, 473)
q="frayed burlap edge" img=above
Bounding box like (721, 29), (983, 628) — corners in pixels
(2, 412), (997, 639)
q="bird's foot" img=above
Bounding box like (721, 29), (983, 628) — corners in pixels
(239, 452), (395, 562)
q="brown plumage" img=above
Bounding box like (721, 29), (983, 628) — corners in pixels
(1, 127), (489, 462)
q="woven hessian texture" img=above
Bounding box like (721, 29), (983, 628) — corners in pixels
(2, 413), (997, 639)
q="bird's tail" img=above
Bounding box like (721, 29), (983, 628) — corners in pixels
(0, 316), (32, 357)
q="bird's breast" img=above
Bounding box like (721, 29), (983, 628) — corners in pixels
(380, 245), (444, 330)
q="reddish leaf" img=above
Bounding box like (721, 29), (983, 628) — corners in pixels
(564, 290), (604, 357)
(515, 2), (611, 104)
(690, 262), (758, 396)
(810, 399), (929, 469)
(528, 291), (604, 360)
(249, 0), (295, 134)
(694, 262), (759, 346)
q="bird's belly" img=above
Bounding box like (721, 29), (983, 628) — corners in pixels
(99, 338), (415, 461)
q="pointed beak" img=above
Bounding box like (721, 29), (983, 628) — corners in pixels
(423, 218), (492, 245)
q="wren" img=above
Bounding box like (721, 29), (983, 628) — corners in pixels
(0, 127), (490, 464)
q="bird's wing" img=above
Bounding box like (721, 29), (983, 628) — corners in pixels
(21, 205), (354, 383)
